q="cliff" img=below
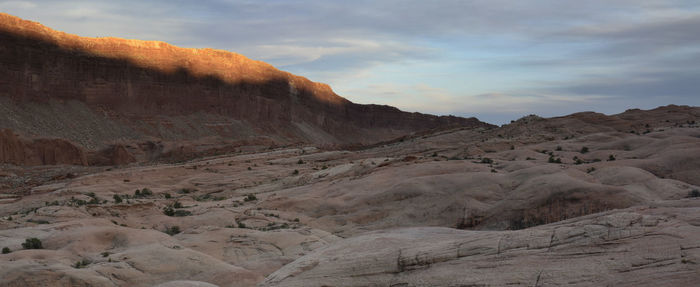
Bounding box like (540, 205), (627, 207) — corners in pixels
(0, 13), (493, 165)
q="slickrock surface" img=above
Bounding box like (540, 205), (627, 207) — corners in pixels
(1, 105), (698, 286)
(262, 200), (700, 287)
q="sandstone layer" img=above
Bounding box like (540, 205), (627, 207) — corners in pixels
(0, 13), (491, 166)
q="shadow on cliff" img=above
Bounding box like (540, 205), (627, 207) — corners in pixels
(0, 20), (492, 166)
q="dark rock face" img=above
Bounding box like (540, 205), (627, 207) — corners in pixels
(0, 129), (87, 165)
(0, 13), (493, 166)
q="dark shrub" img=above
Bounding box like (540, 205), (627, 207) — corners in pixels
(22, 238), (43, 249)
(580, 147), (589, 153)
(165, 226), (181, 236)
(113, 194), (122, 203)
(2, 247), (10, 254)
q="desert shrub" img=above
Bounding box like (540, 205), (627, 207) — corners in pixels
(297, 159), (305, 164)
(2, 247), (10, 254)
(113, 194), (123, 203)
(293, 218), (300, 222)
(22, 238), (43, 249)
(548, 156), (562, 164)
(101, 252), (110, 257)
(556, 146), (562, 151)
(173, 201), (183, 208)
(292, 169), (299, 175)
(587, 167), (596, 173)
(177, 188), (194, 194)
(174, 210), (191, 217)
(165, 226), (181, 236)
(526, 157), (535, 160)
(244, 194), (257, 202)
(431, 152), (438, 157)
(608, 154), (616, 161)
(580, 147), (589, 153)
(73, 259), (91, 269)
(688, 190), (700, 198)
(140, 188), (153, 196)
(163, 207), (175, 216)
(480, 158), (493, 164)
(237, 222), (246, 228)
(164, 193), (171, 199)
(247, 167), (252, 170)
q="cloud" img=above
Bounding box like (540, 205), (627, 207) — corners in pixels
(0, 0), (698, 125)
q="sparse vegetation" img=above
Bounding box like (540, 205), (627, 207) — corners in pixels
(556, 146), (562, 151)
(292, 169), (299, 175)
(164, 193), (171, 199)
(2, 247), (10, 254)
(164, 226), (181, 236)
(22, 238), (43, 249)
(580, 147), (589, 153)
(113, 194), (123, 203)
(480, 157), (493, 164)
(73, 259), (91, 269)
(297, 159), (305, 164)
(608, 154), (616, 161)
(548, 156), (562, 164)
(587, 167), (596, 173)
(688, 190), (700, 198)
(244, 194), (257, 202)
(177, 188), (194, 194)
(238, 222), (246, 228)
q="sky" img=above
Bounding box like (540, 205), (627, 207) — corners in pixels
(1, 0), (699, 124)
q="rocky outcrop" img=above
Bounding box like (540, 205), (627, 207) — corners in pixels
(262, 200), (700, 286)
(0, 12), (492, 167)
(0, 129), (87, 165)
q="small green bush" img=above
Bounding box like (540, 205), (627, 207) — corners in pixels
(173, 201), (183, 209)
(580, 147), (589, 153)
(73, 259), (91, 269)
(2, 247), (10, 254)
(608, 154), (616, 161)
(237, 222), (246, 228)
(140, 188), (153, 196)
(688, 190), (700, 198)
(164, 193), (171, 199)
(163, 207), (175, 216)
(22, 238), (43, 249)
(480, 158), (493, 164)
(165, 226), (181, 236)
(297, 159), (305, 164)
(244, 194), (257, 202)
(113, 194), (123, 203)
(292, 169), (299, 175)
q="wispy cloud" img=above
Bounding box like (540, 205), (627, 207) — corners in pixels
(1, 0), (698, 124)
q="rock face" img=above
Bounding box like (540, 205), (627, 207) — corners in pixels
(0, 12), (492, 166)
(0, 129), (87, 166)
(262, 200), (700, 287)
